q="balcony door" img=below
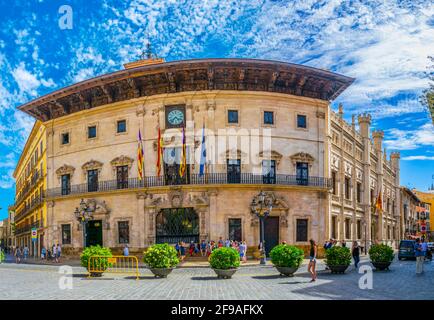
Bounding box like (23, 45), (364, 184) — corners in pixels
(163, 147), (190, 185)
(116, 165), (129, 189)
(87, 169), (98, 192)
(296, 162), (308, 186)
(227, 159), (241, 183)
(262, 160), (276, 184)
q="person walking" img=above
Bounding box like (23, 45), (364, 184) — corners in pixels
(352, 241), (360, 269)
(52, 244), (58, 263)
(41, 246), (46, 260)
(23, 246), (29, 260)
(15, 247), (21, 264)
(239, 241), (247, 263)
(179, 242), (186, 261)
(415, 239), (424, 274)
(57, 244), (62, 263)
(421, 238), (428, 262)
(200, 240), (207, 257)
(308, 239), (317, 282)
(123, 244), (129, 257)
(225, 239), (231, 248)
(341, 240), (347, 248)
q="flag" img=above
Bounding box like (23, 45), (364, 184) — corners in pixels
(137, 129), (144, 180)
(179, 126), (186, 178)
(375, 188), (383, 213)
(156, 127), (163, 176)
(199, 122), (206, 177)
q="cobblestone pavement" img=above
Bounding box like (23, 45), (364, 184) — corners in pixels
(1, 255), (433, 300)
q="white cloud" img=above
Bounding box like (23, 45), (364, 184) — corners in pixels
(402, 156), (434, 161)
(384, 122), (434, 151)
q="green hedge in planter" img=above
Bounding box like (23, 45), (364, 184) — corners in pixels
(209, 247), (240, 270)
(369, 244), (394, 262)
(143, 243), (179, 269)
(80, 245), (113, 271)
(325, 246), (351, 266)
(0, 250), (4, 263)
(270, 244), (304, 268)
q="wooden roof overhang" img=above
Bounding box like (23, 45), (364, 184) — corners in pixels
(18, 58), (355, 121)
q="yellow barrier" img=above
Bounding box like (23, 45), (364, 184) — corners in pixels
(87, 255), (140, 280)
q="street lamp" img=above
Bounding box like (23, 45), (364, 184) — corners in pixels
(251, 191), (273, 265)
(74, 199), (93, 248)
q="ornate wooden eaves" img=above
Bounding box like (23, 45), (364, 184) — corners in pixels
(18, 58), (355, 122)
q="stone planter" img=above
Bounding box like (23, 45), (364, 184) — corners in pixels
(149, 268), (174, 278)
(89, 272), (103, 277)
(213, 268), (238, 279)
(371, 261), (392, 271)
(275, 266), (299, 277)
(327, 264), (349, 274)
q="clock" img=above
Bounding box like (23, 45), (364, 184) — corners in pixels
(168, 110), (184, 125)
(165, 105), (185, 128)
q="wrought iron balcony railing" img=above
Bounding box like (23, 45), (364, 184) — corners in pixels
(15, 220), (42, 236)
(14, 170), (44, 207)
(46, 173), (331, 198)
(14, 195), (45, 222)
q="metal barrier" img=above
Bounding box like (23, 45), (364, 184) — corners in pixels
(87, 255), (140, 280)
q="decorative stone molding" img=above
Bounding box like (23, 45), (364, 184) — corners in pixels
(331, 154), (340, 169)
(82, 160), (103, 172)
(316, 111), (326, 119)
(136, 104), (146, 116)
(258, 150), (283, 166)
(224, 149), (247, 160)
(55, 164), (75, 178)
(344, 162), (352, 175)
(110, 155), (134, 169)
(290, 152), (315, 169)
(85, 199), (110, 215)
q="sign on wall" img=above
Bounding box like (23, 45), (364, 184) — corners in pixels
(31, 228), (37, 242)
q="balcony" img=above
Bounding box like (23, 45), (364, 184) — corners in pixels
(15, 220), (42, 236)
(14, 170), (44, 207)
(46, 173), (331, 198)
(14, 195), (44, 222)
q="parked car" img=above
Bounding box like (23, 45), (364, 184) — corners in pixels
(398, 240), (416, 260)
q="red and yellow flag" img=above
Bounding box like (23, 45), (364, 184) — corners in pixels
(179, 126), (186, 178)
(156, 127), (163, 176)
(137, 129), (144, 180)
(375, 188), (383, 213)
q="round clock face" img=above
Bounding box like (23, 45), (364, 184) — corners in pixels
(168, 109), (184, 125)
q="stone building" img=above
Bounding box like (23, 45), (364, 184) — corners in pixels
(15, 57), (400, 255)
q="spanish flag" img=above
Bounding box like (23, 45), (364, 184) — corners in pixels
(156, 127), (163, 176)
(179, 126), (186, 178)
(137, 129), (144, 180)
(375, 188), (383, 213)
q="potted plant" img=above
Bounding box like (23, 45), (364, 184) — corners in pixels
(209, 247), (240, 279)
(269, 244), (304, 277)
(369, 244), (394, 271)
(0, 249), (5, 263)
(143, 243), (179, 278)
(80, 245), (113, 277)
(325, 246), (351, 274)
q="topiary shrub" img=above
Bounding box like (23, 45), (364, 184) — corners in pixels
(209, 247), (240, 270)
(0, 250), (5, 263)
(270, 244), (304, 268)
(80, 245), (113, 272)
(143, 243), (179, 269)
(369, 244), (394, 263)
(325, 246), (351, 267)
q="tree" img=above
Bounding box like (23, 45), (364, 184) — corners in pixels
(421, 56), (434, 124)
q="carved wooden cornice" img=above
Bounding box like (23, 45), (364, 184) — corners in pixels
(18, 59), (354, 122)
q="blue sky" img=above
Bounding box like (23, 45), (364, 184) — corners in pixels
(0, 0), (433, 219)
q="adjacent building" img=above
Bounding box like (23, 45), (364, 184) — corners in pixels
(12, 121), (47, 256)
(15, 57), (400, 255)
(413, 189), (434, 240)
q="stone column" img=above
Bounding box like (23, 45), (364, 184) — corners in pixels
(136, 193), (146, 249)
(372, 130), (384, 242)
(208, 189), (218, 241)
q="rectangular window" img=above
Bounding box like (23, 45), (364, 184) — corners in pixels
(345, 177), (351, 200)
(296, 162), (309, 186)
(331, 216), (337, 239)
(297, 114), (307, 128)
(263, 111), (274, 125)
(61, 132), (70, 145)
(227, 110), (238, 124)
(262, 160), (276, 184)
(118, 221), (130, 244)
(345, 219), (351, 239)
(357, 220), (362, 239)
(332, 171), (337, 195)
(356, 182), (362, 203)
(88, 126), (97, 139)
(117, 120), (127, 133)
(296, 219), (308, 242)
(228, 218), (242, 242)
(87, 169), (98, 192)
(61, 224), (71, 245)
(61, 174), (71, 196)
(227, 159), (241, 184)
(116, 165), (129, 189)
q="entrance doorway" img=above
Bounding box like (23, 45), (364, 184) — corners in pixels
(86, 220), (103, 247)
(263, 216), (279, 257)
(156, 208), (199, 244)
